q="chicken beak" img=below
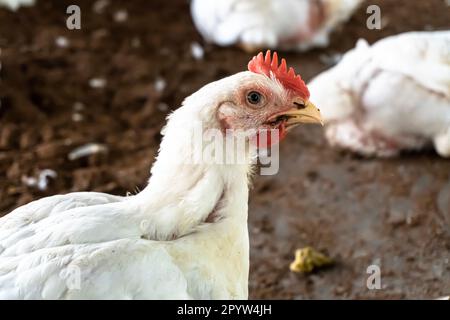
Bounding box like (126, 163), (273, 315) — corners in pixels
(284, 100), (323, 127)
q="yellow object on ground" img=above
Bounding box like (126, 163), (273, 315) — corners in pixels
(290, 247), (334, 273)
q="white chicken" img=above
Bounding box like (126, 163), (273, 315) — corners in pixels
(191, 0), (362, 51)
(308, 31), (450, 157)
(0, 51), (322, 299)
(0, 0), (34, 10)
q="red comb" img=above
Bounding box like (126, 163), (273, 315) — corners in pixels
(248, 50), (309, 99)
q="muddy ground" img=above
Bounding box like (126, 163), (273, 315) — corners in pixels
(0, 0), (449, 299)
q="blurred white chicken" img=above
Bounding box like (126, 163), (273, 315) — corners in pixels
(0, 51), (322, 299)
(0, 0), (34, 10)
(309, 31), (450, 157)
(191, 0), (362, 51)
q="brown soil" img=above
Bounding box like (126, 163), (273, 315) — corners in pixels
(1, 0), (449, 299)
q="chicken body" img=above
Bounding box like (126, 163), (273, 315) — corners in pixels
(191, 0), (362, 51)
(0, 188), (249, 299)
(308, 31), (450, 157)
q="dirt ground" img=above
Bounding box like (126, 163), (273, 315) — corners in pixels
(1, 0), (449, 299)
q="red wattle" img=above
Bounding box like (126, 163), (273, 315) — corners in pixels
(256, 123), (287, 149)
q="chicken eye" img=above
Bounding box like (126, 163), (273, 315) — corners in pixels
(247, 91), (262, 105)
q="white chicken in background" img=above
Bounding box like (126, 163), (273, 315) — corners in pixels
(191, 0), (362, 52)
(0, 0), (34, 10)
(0, 51), (322, 299)
(308, 31), (450, 157)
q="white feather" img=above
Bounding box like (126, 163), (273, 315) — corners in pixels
(191, 0), (363, 51)
(308, 31), (450, 157)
